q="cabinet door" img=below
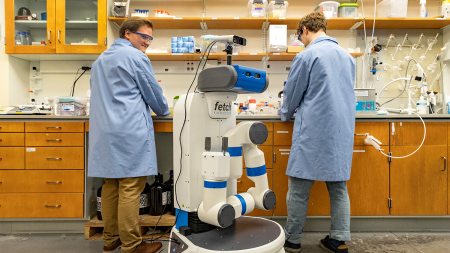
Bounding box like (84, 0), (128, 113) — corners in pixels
(55, 0), (106, 53)
(348, 146), (389, 215)
(5, 0), (56, 53)
(390, 146), (447, 215)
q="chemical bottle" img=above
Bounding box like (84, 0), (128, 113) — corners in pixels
(140, 183), (151, 215)
(96, 186), (102, 220)
(163, 170), (175, 215)
(416, 96), (428, 114)
(420, 0), (428, 18)
(149, 174), (165, 215)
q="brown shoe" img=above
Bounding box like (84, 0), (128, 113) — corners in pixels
(103, 239), (121, 253)
(131, 242), (163, 253)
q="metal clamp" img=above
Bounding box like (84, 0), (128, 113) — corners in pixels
(46, 157), (62, 161)
(45, 204), (62, 208)
(441, 156), (447, 172)
(46, 139), (62, 143)
(46, 126), (62, 130)
(46, 181), (62, 184)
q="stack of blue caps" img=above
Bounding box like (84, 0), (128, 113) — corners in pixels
(171, 36), (195, 53)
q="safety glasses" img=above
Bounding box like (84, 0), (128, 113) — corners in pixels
(133, 31), (154, 43)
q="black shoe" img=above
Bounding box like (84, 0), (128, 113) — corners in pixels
(284, 240), (302, 253)
(320, 235), (348, 253)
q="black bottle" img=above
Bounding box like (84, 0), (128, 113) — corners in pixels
(96, 186), (102, 220)
(140, 183), (151, 215)
(149, 174), (164, 215)
(163, 170), (175, 215)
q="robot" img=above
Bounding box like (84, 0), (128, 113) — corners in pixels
(169, 36), (285, 252)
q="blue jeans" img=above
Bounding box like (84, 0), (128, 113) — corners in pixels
(284, 177), (351, 244)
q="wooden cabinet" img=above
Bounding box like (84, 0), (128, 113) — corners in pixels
(390, 122), (448, 215)
(5, 0), (106, 54)
(272, 146), (290, 216)
(0, 120), (85, 218)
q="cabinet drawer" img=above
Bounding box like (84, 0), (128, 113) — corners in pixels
(0, 133), (25, 146)
(25, 122), (84, 133)
(0, 193), (83, 218)
(0, 147), (25, 169)
(262, 132), (273, 145)
(0, 170), (84, 193)
(26, 147), (84, 170)
(0, 122), (24, 132)
(274, 122), (293, 146)
(26, 133), (84, 146)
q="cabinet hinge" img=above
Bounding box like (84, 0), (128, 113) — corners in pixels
(273, 152), (276, 163)
(387, 152), (392, 163)
(104, 37), (107, 46)
(388, 198), (392, 209)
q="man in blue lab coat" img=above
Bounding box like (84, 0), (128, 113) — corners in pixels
(89, 18), (169, 253)
(281, 12), (356, 253)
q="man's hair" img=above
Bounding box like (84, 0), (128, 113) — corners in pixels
(119, 18), (153, 38)
(297, 12), (327, 35)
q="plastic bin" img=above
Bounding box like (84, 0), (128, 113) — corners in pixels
(377, 0), (408, 17)
(339, 3), (358, 18)
(316, 1), (340, 19)
(268, 0), (288, 18)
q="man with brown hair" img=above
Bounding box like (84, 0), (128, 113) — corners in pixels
(89, 17), (169, 253)
(280, 12), (355, 253)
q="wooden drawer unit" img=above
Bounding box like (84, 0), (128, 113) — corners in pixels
(26, 147), (84, 170)
(0, 170), (84, 193)
(26, 133), (84, 147)
(0, 133), (25, 146)
(274, 122), (293, 146)
(0, 122), (24, 132)
(0, 193), (83, 218)
(0, 147), (25, 169)
(25, 122), (84, 133)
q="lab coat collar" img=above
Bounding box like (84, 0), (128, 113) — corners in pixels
(309, 35), (338, 47)
(113, 38), (133, 47)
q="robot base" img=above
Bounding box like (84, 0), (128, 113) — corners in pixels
(169, 216), (285, 253)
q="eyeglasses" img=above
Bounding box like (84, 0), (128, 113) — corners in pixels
(133, 31), (154, 43)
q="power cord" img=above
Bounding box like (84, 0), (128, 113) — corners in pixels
(70, 66), (91, 97)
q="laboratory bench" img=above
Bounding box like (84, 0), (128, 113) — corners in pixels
(1, 115), (450, 224)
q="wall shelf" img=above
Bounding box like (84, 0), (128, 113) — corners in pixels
(110, 17), (450, 30)
(146, 52), (363, 61)
(109, 17), (362, 30)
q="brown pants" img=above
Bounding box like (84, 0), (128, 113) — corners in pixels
(102, 177), (147, 253)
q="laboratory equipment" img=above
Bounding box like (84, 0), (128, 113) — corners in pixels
(169, 56), (284, 252)
(248, 0), (268, 18)
(7, 105), (42, 114)
(377, 0), (408, 17)
(316, 1), (340, 18)
(55, 97), (87, 116)
(443, 0), (450, 18)
(355, 88), (377, 112)
(268, 0), (288, 18)
(338, 3), (358, 18)
(269, 24), (287, 52)
(111, 0), (129, 17)
(419, 33), (439, 61)
(420, 0), (428, 17)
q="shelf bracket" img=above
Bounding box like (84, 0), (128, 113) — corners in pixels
(200, 21), (208, 34)
(350, 21), (364, 30)
(262, 21), (270, 31)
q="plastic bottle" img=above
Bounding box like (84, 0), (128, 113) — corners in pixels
(163, 170), (175, 215)
(96, 186), (102, 220)
(416, 96), (428, 114)
(25, 32), (31, 45)
(140, 183), (151, 215)
(149, 174), (165, 215)
(420, 0), (428, 18)
(248, 98), (257, 113)
(15, 32), (22, 45)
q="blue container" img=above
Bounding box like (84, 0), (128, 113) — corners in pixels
(41, 12), (47, 20)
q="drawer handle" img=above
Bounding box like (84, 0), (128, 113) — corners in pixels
(46, 181), (63, 184)
(280, 152), (290, 156)
(46, 139), (62, 143)
(441, 156), (447, 172)
(46, 157), (62, 161)
(276, 131), (289, 134)
(45, 204), (62, 208)
(46, 126), (62, 130)
(353, 150), (366, 153)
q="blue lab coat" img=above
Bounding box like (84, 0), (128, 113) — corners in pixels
(88, 38), (169, 178)
(280, 36), (356, 181)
